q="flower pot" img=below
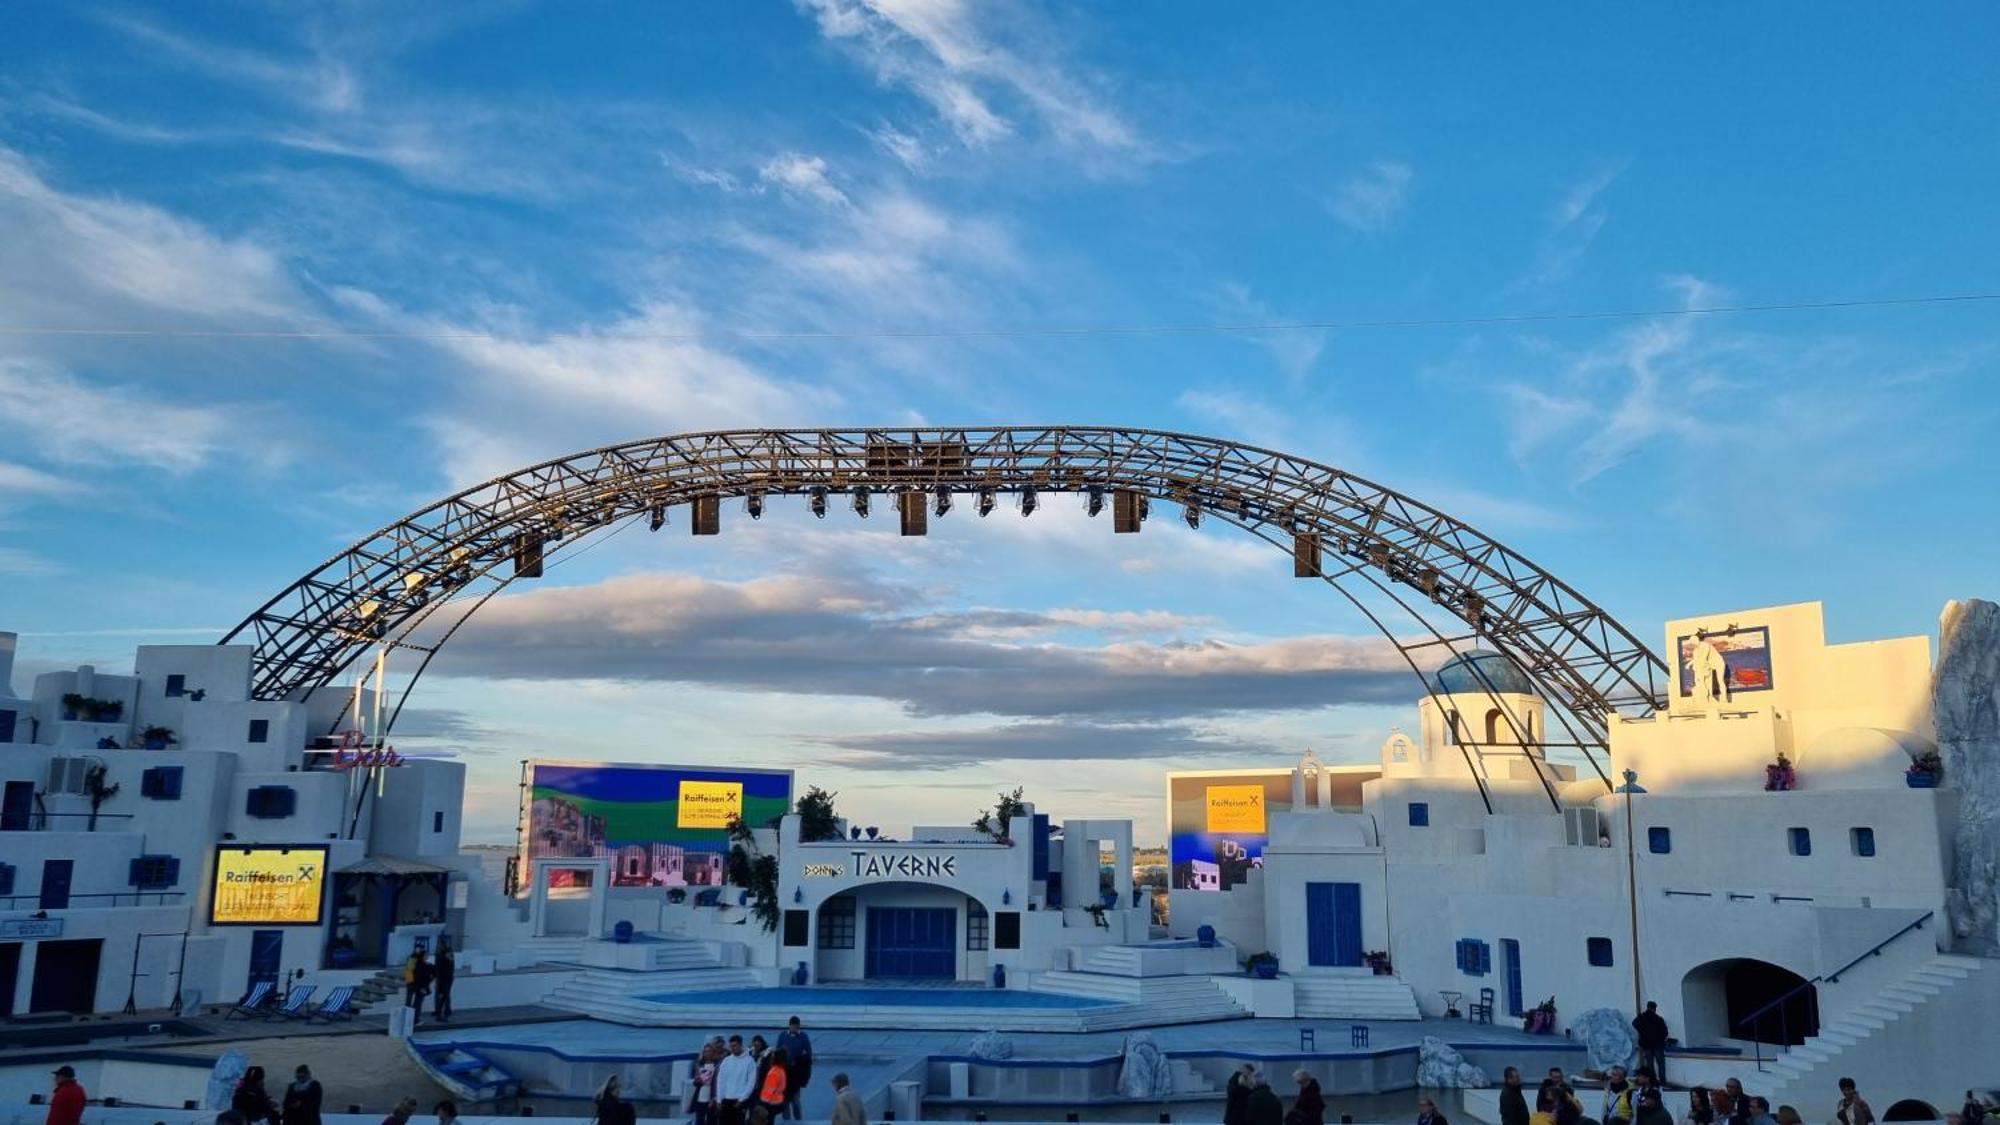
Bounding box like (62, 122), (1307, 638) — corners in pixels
(144, 737), (167, 750)
(1906, 771), (1939, 789)
(1251, 960), (1280, 980)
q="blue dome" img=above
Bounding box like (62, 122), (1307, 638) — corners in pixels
(1433, 650), (1535, 696)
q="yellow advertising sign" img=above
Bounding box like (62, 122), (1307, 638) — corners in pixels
(211, 847), (327, 926)
(1205, 784), (1267, 834)
(677, 780), (744, 829)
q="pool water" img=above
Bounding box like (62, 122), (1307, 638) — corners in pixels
(635, 986), (1114, 1009)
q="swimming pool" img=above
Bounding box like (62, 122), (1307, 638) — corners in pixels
(633, 986), (1114, 1009)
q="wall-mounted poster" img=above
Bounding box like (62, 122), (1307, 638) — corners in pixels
(1677, 625), (1775, 698)
(211, 846), (329, 925)
(520, 761), (794, 890)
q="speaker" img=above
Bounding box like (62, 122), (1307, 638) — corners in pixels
(691, 495), (720, 536)
(1293, 532), (1322, 578)
(512, 534), (544, 578)
(898, 490), (928, 536)
(1113, 489), (1145, 533)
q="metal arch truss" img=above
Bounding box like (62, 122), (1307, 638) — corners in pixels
(220, 426), (1669, 805)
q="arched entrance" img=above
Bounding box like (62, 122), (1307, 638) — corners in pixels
(1682, 958), (1819, 1046)
(810, 882), (993, 984)
(1883, 1102), (1939, 1122)
(220, 427), (1670, 814)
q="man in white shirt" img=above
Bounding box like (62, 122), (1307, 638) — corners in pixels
(716, 1034), (757, 1125)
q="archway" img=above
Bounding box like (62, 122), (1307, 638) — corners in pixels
(808, 882), (994, 984)
(1883, 1101), (1939, 1122)
(1682, 958), (1819, 1046)
(220, 427), (1668, 809)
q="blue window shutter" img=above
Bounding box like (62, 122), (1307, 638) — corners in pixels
(1648, 826), (1671, 854)
(1587, 937), (1614, 966)
(128, 857), (144, 886)
(1852, 827), (1876, 857)
(0, 862), (14, 895)
(1789, 827), (1812, 856)
(165, 856), (180, 887)
(1409, 802), (1430, 827)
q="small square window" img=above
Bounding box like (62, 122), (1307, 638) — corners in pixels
(995, 911), (1022, 950)
(164, 674), (186, 697)
(0, 708), (16, 742)
(247, 719), (270, 744)
(1456, 938), (1491, 975)
(817, 897), (856, 949)
(433, 810), (445, 833)
(967, 900), (989, 951)
(129, 854), (180, 889)
(1647, 826), (1672, 854)
(1789, 827), (1812, 856)
(246, 785), (297, 819)
(141, 766), (184, 800)
(1851, 827), (1875, 857)
(1408, 802), (1430, 827)
(782, 909), (810, 947)
(1587, 937), (1614, 967)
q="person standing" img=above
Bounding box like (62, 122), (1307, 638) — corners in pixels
(1500, 1068), (1529, 1125)
(1292, 1069), (1326, 1125)
(283, 1065), (324, 1125)
(404, 948), (433, 1025)
(1247, 1075), (1284, 1125)
(717, 1035), (757, 1125)
(433, 944), (457, 1023)
(829, 1074), (865, 1125)
(433, 1102), (458, 1125)
(382, 1097), (418, 1125)
(1531, 1087), (1559, 1125)
(594, 1075), (634, 1125)
(757, 1049), (790, 1122)
(1417, 1095), (1451, 1125)
(1225, 1064), (1256, 1125)
(46, 1066), (86, 1125)
(1633, 1002), (1670, 1084)
(1636, 1089), (1674, 1125)
(688, 1041), (720, 1125)
(775, 1017), (812, 1120)
(232, 1066), (280, 1125)
(1745, 1097), (1777, 1125)
(1603, 1067), (1634, 1125)
(1836, 1079), (1875, 1125)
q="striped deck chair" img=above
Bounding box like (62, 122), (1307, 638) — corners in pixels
(267, 984), (316, 1019)
(306, 984), (359, 1023)
(225, 980), (275, 1020)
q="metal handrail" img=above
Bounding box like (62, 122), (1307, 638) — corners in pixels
(0, 891), (188, 908)
(1735, 910), (1933, 1071)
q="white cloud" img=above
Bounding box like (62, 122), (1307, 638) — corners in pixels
(795, 0), (1143, 155)
(97, 11), (361, 114)
(1175, 389), (1300, 452)
(1328, 161), (1414, 233)
(0, 548), (61, 576)
(757, 152), (850, 207)
(0, 363), (245, 474)
(865, 123), (930, 171)
(1209, 282), (1325, 384)
(1511, 159), (1629, 291)
(0, 461), (85, 500)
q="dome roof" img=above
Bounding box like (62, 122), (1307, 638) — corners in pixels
(1433, 649), (1536, 696)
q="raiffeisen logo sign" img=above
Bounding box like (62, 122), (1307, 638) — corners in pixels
(1205, 785), (1266, 833)
(676, 780), (744, 828)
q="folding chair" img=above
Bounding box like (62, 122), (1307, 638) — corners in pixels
(306, 985), (359, 1023)
(225, 981), (274, 1020)
(267, 984), (316, 1020)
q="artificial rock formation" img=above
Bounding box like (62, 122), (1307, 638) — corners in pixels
(1571, 1007), (1638, 1072)
(1936, 598), (2000, 954)
(1116, 1031), (1173, 1097)
(1416, 1036), (1490, 1088)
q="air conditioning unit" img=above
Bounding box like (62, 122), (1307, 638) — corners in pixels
(1563, 806), (1602, 847)
(47, 756), (95, 795)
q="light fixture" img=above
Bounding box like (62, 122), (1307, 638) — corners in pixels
(648, 506), (666, 532)
(809, 486), (829, 519)
(793, 887), (804, 904)
(852, 486), (871, 518)
(932, 484), (952, 518)
(977, 489), (997, 518)
(1002, 889), (1012, 906)
(1085, 486), (1105, 517)
(746, 490), (765, 520)
(1183, 499), (1202, 529)
(1018, 487), (1038, 517)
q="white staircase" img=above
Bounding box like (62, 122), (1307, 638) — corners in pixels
(1167, 1058), (1217, 1095)
(1032, 971), (1249, 1023)
(514, 936), (586, 964)
(1755, 954), (1988, 1103)
(1078, 946), (1149, 976)
(542, 964), (763, 1020)
(1290, 972), (1423, 1020)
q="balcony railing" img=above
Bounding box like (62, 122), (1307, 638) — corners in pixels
(0, 811), (136, 832)
(0, 891), (188, 909)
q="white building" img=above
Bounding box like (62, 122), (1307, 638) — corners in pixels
(0, 635), (481, 1017)
(1172, 601), (2000, 1113)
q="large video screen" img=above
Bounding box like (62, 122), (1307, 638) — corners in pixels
(210, 846), (329, 925)
(1166, 768), (1377, 892)
(521, 761), (794, 889)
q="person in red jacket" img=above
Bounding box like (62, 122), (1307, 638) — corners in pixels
(47, 1065), (86, 1125)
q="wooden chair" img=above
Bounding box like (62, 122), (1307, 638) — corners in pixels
(1468, 986), (1496, 1024)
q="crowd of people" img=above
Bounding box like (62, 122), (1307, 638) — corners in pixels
(402, 943), (458, 1026)
(662, 1016), (864, 1125)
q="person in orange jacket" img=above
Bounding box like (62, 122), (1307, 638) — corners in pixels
(757, 1049), (790, 1118)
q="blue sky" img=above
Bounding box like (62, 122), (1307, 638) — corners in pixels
(1, 3), (1996, 842)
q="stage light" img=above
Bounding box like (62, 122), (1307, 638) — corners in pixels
(648, 505), (666, 532)
(933, 484), (952, 518)
(1183, 500), (1201, 529)
(745, 490), (765, 520)
(977, 489), (997, 517)
(852, 486), (871, 518)
(1019, 487), (1038, 517)
(809, 486), (829, 519)
(1085, 486), (1105, 517)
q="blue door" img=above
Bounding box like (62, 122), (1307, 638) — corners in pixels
(865, 907), (956, 979)
(248, 930), (283, 992)
(1501, 938), (1524, 1016)
(1305, 882), (1363, 967)
(1, 781), (31, 832)
(39, 860), (72, 910)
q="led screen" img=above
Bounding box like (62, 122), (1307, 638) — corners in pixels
(521, 761), (794, 889)
(210, 846), (329, 925)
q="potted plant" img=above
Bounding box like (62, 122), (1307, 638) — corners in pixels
(1906, 750), (1943, 788)
(61, 692), (87, 721)
(1246, 951), (1281, 980)
(141, 726), (177, 750)
(1526, 996), (1558, 1034)
(1364, 950), (1394, 976)
(666, 887), (687, 904)
(1764, 752), (1797, 791)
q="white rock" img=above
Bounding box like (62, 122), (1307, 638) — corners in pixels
(1416, 1035), (1490, 1088)
(1936, 598), (2000, 953)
